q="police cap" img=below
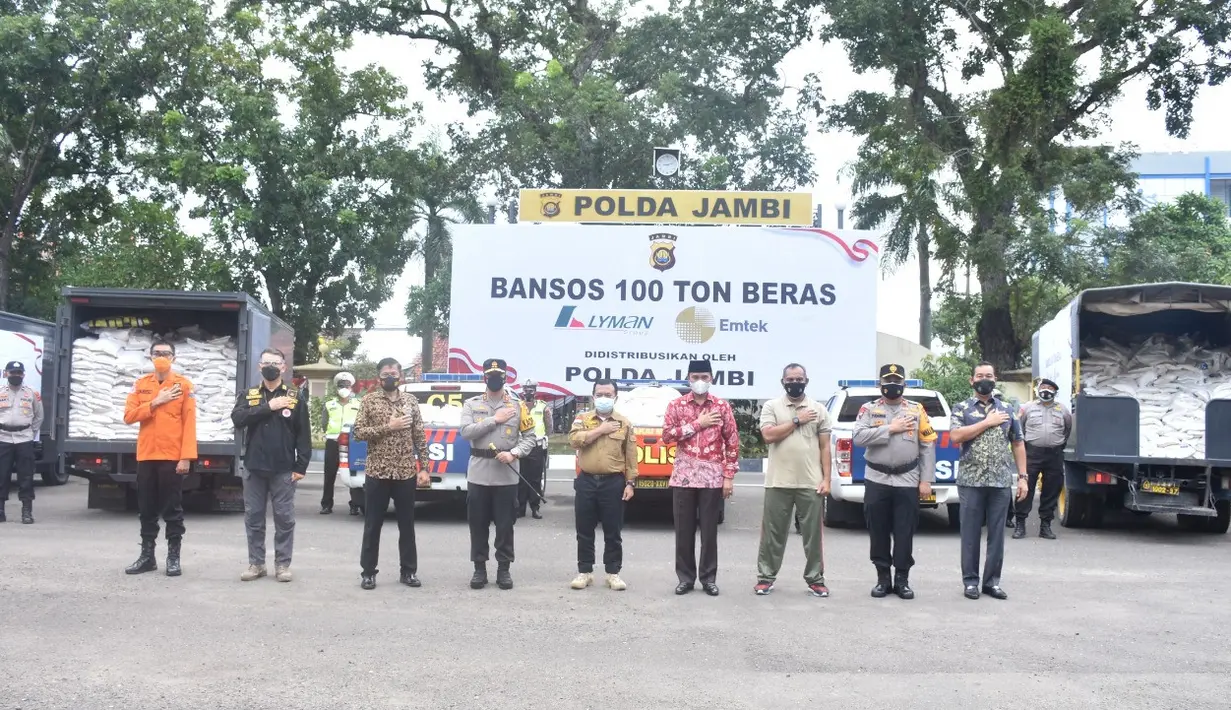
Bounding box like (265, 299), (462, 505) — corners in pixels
(879, 363), (906, 382)
(4, 361), (24, 374)
(483, 358), (507, 374)
(1037, 378), (1059, 391)
(522, 379), (537, 388)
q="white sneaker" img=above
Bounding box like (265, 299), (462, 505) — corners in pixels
(606, 573), (628, 591)
(240, 564), (267, 582)
(570, 572), (593, 590)
(276, 565), (293, 583)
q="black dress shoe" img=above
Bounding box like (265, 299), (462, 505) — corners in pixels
(1006, 516), (1015, 528)
(531, 509), (543, 520)
(964, 585), (980, 600)
(361, 574), (376, 590)
(702, 583), (720, 597)
(982, 585), (1008, 600)
(401, 572), (421, 587)
(349, 505), (361, 516)
(675, 583), (695, 595)
(320, 505), (333, 515)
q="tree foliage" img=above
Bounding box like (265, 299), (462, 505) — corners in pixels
(913, 353), (976, 413)
(810, 0), (1231, 369)
(0, 0), (212, 311)
(1093, 193), (1231, 285)
(154, 8), (419, 363)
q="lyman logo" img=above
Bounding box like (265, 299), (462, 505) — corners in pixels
(554, 305), (653, 332)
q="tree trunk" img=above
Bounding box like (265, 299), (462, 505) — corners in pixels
(976, 270), (1020, 372)
(420, 249), (437, 373)
(916, 225), (932, 347)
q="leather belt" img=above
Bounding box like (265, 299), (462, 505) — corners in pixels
(580, 471), (622, 476)
(471, 449), (503, 459)
(0, 424), (30, 432)
(866, 458), (920, 476)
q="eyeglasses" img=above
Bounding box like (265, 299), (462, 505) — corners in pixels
(152, 352), (174, 358)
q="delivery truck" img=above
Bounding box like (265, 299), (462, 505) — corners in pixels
(1033, 282), (1231, 533)
(0, 310), (66, 485)
(56, 288), (294, 512)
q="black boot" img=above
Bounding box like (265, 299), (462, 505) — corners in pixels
(894, 571), (914, 600)
(166, 537), (182, 577)
(496, 563), (513, 590)
(871, 567), (892, 598)
(21, 501), (33, 525)
(1012, 519), (1027, 539)
(125, 541), (158, 575)
(470, 562), (488, 589)
(1039, 521), (1056, 540)
(0, 505), (6, 523)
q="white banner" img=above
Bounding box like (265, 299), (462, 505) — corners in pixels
(447, 224), (880, 400)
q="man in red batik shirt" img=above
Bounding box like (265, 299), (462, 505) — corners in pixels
(662, 359), (740, 597)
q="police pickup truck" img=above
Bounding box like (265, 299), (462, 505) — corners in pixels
(338, 373), (526, 513)
(822, 379), (962, 529)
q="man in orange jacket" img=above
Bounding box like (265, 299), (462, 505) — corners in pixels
(122, 339), (198, 577)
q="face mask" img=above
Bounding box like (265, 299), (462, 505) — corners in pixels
(784, 382), (806, 399)
(486, 374), (505, 392)
(1039, 390), (1056, 402)
(690, 379), (710, 396)
(973, 379), (996, 396)
(381, 376), (399, 392)
(880, 384), (904, 400)
(261, 365), (281, 382)
(337, 388), (352, 399)
(7, 375), (22, 387)
(594, 396), (615, 414)
(153, 357), (172, 374)
(524, 391), (536, 402)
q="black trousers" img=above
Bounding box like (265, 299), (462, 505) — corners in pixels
(321, 439), (340, 507)
(864, 480), (920, 572)
(673, 486), (722, 585)
(517, 446), (547, 515)
(136, 460), (185, 541)
(360, 476), (418, 576)
(0, 440), (36, 503)
(468, 483), (517, 565)
(1017, 445), (1065, 523)
(575, 473), (625, 574)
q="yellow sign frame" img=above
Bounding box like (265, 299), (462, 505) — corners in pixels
(518, 189), (812, 225)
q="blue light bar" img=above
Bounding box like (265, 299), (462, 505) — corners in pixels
(838, 379), (924, 388)
(615, 379), (690, 388)
(422, 373), (484, 382)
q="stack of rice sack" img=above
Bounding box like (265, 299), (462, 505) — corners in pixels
(1080, 335), (1231, 459)
(67, 325), (239, 443)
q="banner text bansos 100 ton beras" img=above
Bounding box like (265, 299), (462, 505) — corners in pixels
(489, 277), (838, 305)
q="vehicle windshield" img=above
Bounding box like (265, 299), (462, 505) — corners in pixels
(836, 394), (948, 423)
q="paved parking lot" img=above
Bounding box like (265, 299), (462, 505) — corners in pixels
(3, 472), (1231, 709)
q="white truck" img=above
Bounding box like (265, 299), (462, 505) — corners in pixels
(820, 379), (962, 529)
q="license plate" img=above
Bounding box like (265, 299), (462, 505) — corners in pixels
(920, 494), (936, 503)
(1142, 479), (1179, 496)
(636, 478), (670, 489)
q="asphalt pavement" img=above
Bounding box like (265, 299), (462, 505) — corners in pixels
(3, 472), (1231, 709)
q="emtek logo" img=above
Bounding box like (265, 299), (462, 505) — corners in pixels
(555, 305), (653, 331)
(674, 307), (768, 344)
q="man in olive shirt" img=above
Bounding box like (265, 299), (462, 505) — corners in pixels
(568, 378), (638, 592)
(755, 364), (833, 597)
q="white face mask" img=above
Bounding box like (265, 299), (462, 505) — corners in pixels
(594, 396), (615, 414)
(690, 379), (710, 396)
(337, 388), (352, 399)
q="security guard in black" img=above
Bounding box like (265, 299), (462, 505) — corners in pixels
(232, 383), (312, 474)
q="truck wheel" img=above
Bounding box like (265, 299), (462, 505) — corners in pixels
(1211, 502), (1231, 534)
(946, 504), (961, 531)
(41, 467), (70, 486)
(1060, 488), (1089, 528)
(823, 494), (864, 529)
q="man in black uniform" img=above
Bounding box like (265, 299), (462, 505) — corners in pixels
(230, 348), (312, 583)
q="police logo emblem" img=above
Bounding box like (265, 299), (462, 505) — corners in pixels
(649, 233), (678, 272)
(539, 191), (563, 219)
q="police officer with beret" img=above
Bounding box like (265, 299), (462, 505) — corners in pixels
(1011, 378), (1072, 540)
(0, 361), (43, 524)
(851, 364), (937, 599)
(459, 358), (536, 590)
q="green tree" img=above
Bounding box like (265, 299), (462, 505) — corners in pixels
(913, 353), (976, 411)
(403, 143), (483, 372)
(1094, 193), (1231, 285)
(0, 0), (211, 311)
(300, 0), (816, 192)
(155, 9), (419, 363)
(809, 0), (1230, 369)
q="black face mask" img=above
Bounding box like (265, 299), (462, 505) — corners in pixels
(783, 382), (806, 399)
(7, 375), (22, 387)
(880, 384), (904, 400)
(261, 365), (281, 382)
(973, 379), (996, 396)
(486, 374), (505, 392)
(1039, 390), (1056, 402)
(381, 376), (399, 392)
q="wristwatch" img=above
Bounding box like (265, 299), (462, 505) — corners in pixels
(793, 416), (801, 427)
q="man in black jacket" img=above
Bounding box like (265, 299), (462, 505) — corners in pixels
(230, 348), (312, 583)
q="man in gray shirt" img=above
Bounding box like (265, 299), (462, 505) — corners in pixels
(852, 364), (937, 600)
(459, 358), (536, 590)
(1012, 378), (1072, 540)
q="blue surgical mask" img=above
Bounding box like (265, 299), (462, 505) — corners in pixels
(594, 397), (615, 414)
